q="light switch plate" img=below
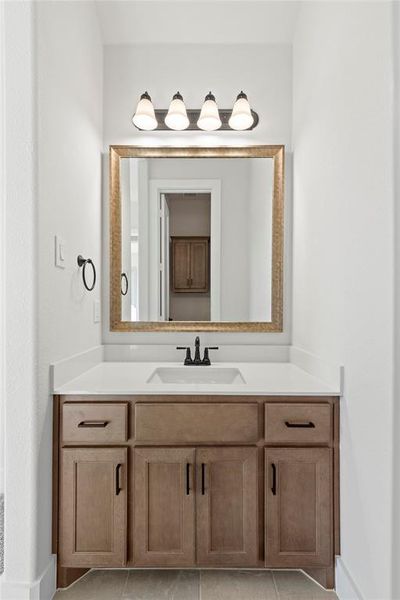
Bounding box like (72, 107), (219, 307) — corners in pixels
(55, 235), (66, 268)
(93, 300), (101, 323)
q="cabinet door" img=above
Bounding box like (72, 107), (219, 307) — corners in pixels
(134, 448), (195, 566)
(265, 448), (332, 567)
(172, 239), (191, 291)
(196, 447), (258, 566)
(59, 447), (127, 567)
(190, 239), (209, 292)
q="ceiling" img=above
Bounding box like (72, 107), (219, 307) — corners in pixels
(95, 1), (300, 45)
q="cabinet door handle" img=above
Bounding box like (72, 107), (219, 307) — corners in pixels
(285, 421), (315, 428)
(271, 463), (277, 496)
(78, 420), (109, 428)
(115, 463), (122, 496)
(201, 463), (206, 495)
(186, 463), (191, 495)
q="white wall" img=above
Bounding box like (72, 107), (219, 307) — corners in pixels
(102, 43), (292, 344)
(249, 158), (273, 321)
(2, 2), (103, 597)
(392, 4), (400, 598)
(292, 3), (394, 599)
(2, 3), (38, 594)
(36, 0), (103, 588)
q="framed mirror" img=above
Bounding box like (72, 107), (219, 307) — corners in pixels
(109, 145), (284, 332)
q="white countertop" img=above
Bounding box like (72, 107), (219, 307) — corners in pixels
(53, 361), (340, 396)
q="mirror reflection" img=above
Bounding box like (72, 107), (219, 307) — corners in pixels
(120, 157), (274, 323)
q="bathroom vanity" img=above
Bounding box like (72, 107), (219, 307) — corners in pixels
(52, 144), (340, 590)
(53, 363), (340, 590)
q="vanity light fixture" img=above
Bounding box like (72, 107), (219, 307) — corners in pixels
(229, 91), (254, 131)
(131, 91), (259, 131)
(132, 91), (158, 131)
(164, 92), (190, 131)
(197, 92), (222, 131)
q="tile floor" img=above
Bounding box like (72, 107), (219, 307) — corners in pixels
(53, 569), (339, 600)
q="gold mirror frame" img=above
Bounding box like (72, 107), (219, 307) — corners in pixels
(109, 145), (284, 332)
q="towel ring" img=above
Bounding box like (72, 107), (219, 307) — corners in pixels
(121, 272), (129, 296)
(77, 255), (96, 291)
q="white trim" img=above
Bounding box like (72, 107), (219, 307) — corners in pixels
(1, 555), (56, 600)
(290, 346), (343, 395)
(51, 345), (104, 391)
(335, 557), (364, 600)
(149, 179), (222, 321)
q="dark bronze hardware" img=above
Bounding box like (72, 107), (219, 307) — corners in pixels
(78, 420), (109, 428)
(201, 463), (206, 495)
(115, 463), (122, 496)
(285, 421), (315, 428)
(177, 337), (219, 366)
(121, 272), (129, 296)
(176, 346), (193, 365)
(77, 255), (96, 291)
(186, 463), (191, 495)
(193, 336), (201, 364)
(271, 463), (277, 496)
(202, 346), (219, 366)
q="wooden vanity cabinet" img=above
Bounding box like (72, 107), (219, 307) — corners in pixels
(134, 446), (258, 567)
(59, 447), (127, 567)
(54, 394), (339, 590)
(265, 447), (332, 567)
(134, 447), (196, 566)
(171, 236), (209, 292)
(196, 447), (258, 566)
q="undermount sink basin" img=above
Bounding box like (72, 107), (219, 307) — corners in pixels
(147, 366), (246, 385)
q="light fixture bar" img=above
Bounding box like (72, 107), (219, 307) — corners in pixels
(132, 108), (259, 131)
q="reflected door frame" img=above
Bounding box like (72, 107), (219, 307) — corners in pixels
(148, 179), (221, 322)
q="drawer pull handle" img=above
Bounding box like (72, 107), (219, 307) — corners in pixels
(115, 463), (122, 496)
(271, 463), (277, 496)
(78, 420), (109, 428)
(186, 463), (191, 495)
(201, 463), (206, 495)
(285, 421), (315, 428)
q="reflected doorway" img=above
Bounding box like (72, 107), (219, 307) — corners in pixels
(161, 193), (211, 322)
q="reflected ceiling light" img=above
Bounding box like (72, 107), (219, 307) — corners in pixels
(197, 92), (222, 131)
(228, 91), (254, 131)
(132, 92), (158, 131)
(165, 92), (190, 131)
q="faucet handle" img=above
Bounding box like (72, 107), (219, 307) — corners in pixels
(202, 346), (219, 366)
(176, 346), (193, 366)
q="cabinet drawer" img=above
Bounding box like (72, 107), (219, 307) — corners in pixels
(135, 403), (258, 444)
(62, 403), (128, 444)
(265, 403), (331, 444)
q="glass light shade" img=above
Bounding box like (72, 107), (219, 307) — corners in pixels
(132, 92), (158, 131)
(228, 92), (254, 131)
(197, 92), (221, 131)
(165, 92), (189, 130)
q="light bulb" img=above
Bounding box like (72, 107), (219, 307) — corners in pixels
(228, 91), (254, 131)
(197, 92), (221, 131)
(132, 92), (158, 131)
(165, 92), (189, 131)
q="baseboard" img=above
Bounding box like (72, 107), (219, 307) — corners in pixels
(336, 557), (364, 600)
(290, 346), (343, 394)
(1, 555), (56, 600)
